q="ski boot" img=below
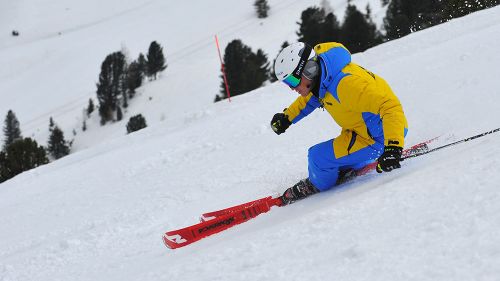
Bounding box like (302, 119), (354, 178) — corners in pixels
(280, 178), (320, 205)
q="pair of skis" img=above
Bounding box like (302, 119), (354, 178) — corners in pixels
(162, 139), (434, 250)
(163, 128), (500, 249)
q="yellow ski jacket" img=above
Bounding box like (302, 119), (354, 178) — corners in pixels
(284, 42), (408, 156)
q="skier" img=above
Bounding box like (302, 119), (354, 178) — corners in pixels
(272, 42), (408, 205)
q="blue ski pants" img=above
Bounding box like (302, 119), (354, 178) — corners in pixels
(308, 130), (407, 191)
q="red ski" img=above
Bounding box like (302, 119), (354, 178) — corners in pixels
(163, 196), (282, 249)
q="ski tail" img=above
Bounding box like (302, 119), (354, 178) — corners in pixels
(356, 138), (434, 176)
(200, 196), (282, 221)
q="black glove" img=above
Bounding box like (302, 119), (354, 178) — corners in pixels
(270, 113), (291, 135)
(376, 146), (403, 173)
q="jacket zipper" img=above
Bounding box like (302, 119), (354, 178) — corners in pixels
(347, 131), (357, 155)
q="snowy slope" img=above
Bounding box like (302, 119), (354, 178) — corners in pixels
(1, 3), (500, 281)
(0, 0), (385, 151)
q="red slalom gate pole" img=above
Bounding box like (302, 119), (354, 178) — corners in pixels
(215, 35), (231, 102)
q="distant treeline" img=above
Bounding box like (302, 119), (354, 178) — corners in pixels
(214, 0), (500, 101)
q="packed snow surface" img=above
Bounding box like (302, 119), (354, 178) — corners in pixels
(1, 1), (500, 281)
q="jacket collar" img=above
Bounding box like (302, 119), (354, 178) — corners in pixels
(317, 46), (351, 98)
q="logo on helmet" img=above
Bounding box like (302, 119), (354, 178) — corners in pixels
(294, 59), (306, 77)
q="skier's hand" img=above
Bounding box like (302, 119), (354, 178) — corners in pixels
(270, 113), (291, 135)
(376, 146), (403, 173)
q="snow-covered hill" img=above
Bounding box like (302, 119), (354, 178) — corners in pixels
(0, 0), (387, 151)
(1, 1), (500, 281)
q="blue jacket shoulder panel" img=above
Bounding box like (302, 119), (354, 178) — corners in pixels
(318, 46), (351, 100)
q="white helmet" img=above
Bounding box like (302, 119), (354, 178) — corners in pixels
(274, 42), (316, 88)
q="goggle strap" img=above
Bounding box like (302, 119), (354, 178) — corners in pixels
(290, 45), (313, 80)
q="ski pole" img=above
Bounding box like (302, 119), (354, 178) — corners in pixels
(403, 127), (500, 160)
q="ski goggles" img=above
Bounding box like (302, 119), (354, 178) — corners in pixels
(281, 45), (313, 89)
(283, 59), (319, 88)
(283, 74), (301, 88)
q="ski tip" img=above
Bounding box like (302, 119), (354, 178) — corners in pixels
(162, 234), (174, 249)
(163, 233), (189, 250)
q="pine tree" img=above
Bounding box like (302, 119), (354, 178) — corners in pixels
(116, 106), (123, 121)
(215, 40), (270, 101)
(441, 0), (500, 21)
(341, 4), (381, 53)
(96, 52), (127, 124)
(214, 95), (223, 103)
(0, 138), (48, 183)
(247, 49), (271, 87)
(218, 40), (251, 99)
(384, 0), (411, 39)
(2, 110), (22, 150)
(384, 0), (500, 40)
(297, 7), (326, 46)
(146, 41), (167, 80)
(126, 61), (143, 98)
(0, 151), (6, 181)
(137, 53), (147, 77)
(384, 0), (443, 40)
(49, 117), (55, 132)
(87, 99), (95, 117)
(121, 60), (129, 109)
(487, 0), (500, 7)
(47, 125), (70, 159)
(322, 12), (341, 42)
(254, 0), (270, 18)
(126, 114), (147, 134)
(296, 7), (341, 46)
(122, 88), (128, 108)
